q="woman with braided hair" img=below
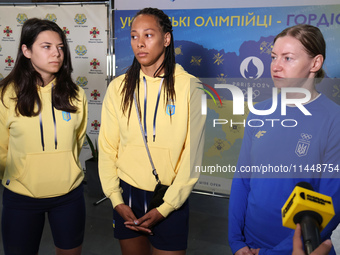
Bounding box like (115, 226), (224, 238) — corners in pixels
(98, 7), (206, 255)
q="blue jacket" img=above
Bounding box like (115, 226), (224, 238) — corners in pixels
(228, 94), (340, 255)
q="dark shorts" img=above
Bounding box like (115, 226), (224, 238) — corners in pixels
(113, 180), (189, 251)
(1, 185), (86, 255)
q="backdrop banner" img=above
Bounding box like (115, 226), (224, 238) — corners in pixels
(115, 5), (340, 195)
(115, 0), (340, 10)
(0, 4), (108, 169)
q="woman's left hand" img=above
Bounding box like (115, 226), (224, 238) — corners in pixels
(124, 208), (164, 234)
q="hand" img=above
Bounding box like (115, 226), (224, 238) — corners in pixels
(293, 224), (332, 255)
(124, 208), (164, 235)
(114, 204), (141, 232)
(250, 248), (260, 255)
(235, 246), (256, 255)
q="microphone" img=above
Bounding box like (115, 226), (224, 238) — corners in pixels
(281, 182), (335, 254)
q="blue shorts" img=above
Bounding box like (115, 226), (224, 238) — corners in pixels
(1, 185), (86, 255)
(113, 180), (189, 251)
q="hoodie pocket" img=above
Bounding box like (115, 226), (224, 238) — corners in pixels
(116, 145), (176, 185)
(17, 150), (83, 197)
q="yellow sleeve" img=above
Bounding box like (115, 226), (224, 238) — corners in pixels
(76, 88), (88, 156)
(158, 78), (206, 217)
(0, 85), (12, 181)
(98, 80), (124, 208)
(0, 99), (9, 180)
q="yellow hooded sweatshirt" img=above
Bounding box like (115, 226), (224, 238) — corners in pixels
(99, 64), (206, 217)
(0, 79), (87, 198)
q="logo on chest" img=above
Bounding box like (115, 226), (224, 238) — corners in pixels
(295, 133), (312, 157)
(62, 111), (71, 122)
(166, 100), (176, 116)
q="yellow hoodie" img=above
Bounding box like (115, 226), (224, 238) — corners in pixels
(99, 64), (206, 217)
(0, 80), (87, 198)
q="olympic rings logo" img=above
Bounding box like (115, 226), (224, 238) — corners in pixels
(301, 133), (312, 140)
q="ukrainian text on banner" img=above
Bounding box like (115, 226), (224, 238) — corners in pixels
(0, 4), (108, 168)
(115, 5), (340, 195)
(115, 0), (340, 10)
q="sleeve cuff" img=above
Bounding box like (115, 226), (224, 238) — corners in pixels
(258, 248), (267, 255)
(230, 241), (248, 255)
(109, 191), (124, 208)
(157, 201), (176, 218)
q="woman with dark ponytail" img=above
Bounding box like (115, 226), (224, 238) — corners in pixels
(99, 7), (206, 255)
(0, 18), (87, 255)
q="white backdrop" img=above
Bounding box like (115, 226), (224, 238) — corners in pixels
(0, 4), (108, 169)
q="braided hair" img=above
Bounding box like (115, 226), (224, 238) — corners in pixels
(120, 7), (176, 120)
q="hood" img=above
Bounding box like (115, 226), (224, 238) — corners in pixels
(139, 64), (188, 82)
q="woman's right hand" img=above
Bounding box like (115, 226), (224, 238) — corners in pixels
(114, 204), (152, 234)
(115, 204), (139, 230)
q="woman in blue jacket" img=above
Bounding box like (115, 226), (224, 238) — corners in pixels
(228, 24), (340, 255)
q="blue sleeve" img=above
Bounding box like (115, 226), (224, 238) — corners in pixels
(317, 179), (340, 255)
(318, 110), (340, 245)
(228, 121), (252, 254)
(228, 177), (251, 253)
(315, 115), (340, 255)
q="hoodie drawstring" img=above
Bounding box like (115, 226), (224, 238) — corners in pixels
(142, 76), (164, 142)
(39, 83), (58, 151)
(39, 111), (45, 151)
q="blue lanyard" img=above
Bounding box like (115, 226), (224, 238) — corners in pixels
(143, 76), (164, 142)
